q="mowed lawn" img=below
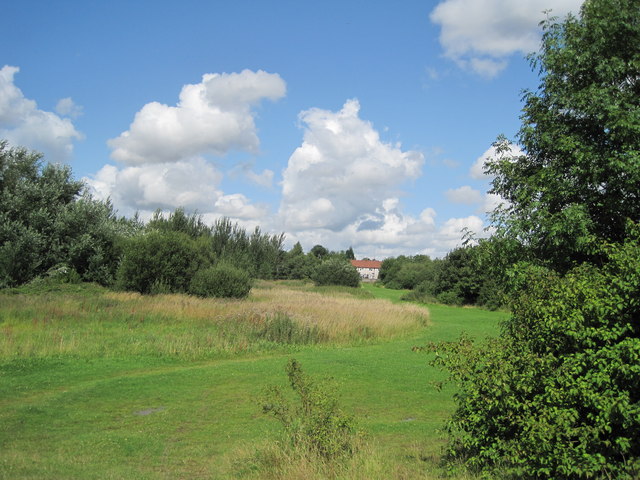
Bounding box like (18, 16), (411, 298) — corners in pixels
(0, 281), (506, 479)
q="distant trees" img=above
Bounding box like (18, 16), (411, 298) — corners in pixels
(379, 255), (434, 290)
(189, 263), (251, 299)
(116, 230), (212, 294)
(379, 248), (503, 309)
(0, 142), (364, 295)
(116, 212), (285, 296)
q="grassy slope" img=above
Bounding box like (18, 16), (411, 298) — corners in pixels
(0, 283), (506, 479)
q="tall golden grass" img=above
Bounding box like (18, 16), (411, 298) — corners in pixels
(0, 282), (429, 359)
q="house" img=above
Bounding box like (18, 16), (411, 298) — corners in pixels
(350, 259), (382, 281)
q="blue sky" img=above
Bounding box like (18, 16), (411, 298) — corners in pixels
(2, 0), (583, 258)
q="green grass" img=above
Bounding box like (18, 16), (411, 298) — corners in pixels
(0, 281), (507, 479)
(360, 282), (408, 303)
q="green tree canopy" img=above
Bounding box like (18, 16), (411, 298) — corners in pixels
(487, 0), (640, 271)
(433, 2), (640, 477)
(0, 141), (131, 286)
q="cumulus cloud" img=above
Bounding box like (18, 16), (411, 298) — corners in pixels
(55, 97), (83, 118)
(0, 65), (83, 162)
(87, 157), (222, 212)
(445, 185), (483, 205)
(482, 192), (504, 214)
(279, 99), (424, 232)
(246, 168), (274, 188)
(108, 69), (286, 165)
(285, 200), (486, 259)
(214, 193), (269, 219)
(275, 98), (489, 257)
(430, 0), (583, 77)
(469, 142), (523, 180)
(87, 156), (270, 221)
(436, 215), (485, 247)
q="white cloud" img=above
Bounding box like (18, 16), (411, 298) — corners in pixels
(86, 157), (222, 214)
(275, 99), (494, 258)
(436, 215), (485, 248)
(214, 193), (269, 219)
(445, 185), (483, 205)
(246, 168), (274, 188)
(279, 99), (424, 232)
(482, 192), (504, 214)
(0, 65), (83, 162)
(284, 200), (487, 259)
(86, 156), (270, 222)
(469, 142), (524, 179)
(430, 0), (583, 77)
(55, 97), (83, 118)
(108, 69), (286, 165)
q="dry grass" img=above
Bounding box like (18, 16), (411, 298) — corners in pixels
(98, 281), (430, 341)
(0, 282), (429, 359)
(226, 440), (458, 480)
(249, 284), (430, 340)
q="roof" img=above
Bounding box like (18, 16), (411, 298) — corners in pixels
(350, 259), (382, 269)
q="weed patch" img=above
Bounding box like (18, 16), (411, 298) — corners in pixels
(262, 359), (359, 460)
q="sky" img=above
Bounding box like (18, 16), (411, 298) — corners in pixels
(2, 0), (584, 259)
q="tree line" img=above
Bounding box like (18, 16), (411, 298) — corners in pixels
(0, 148), (360, 296)
(378, 242), (505, 310)
(0, 142), (486, 302)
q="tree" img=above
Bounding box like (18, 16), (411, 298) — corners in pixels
(208, 216), (285, 279)
(116, 230), (212, 294)
(310, 244), (329, 259)
(312, 258), (360, 288)
(487, 0), (640, 272)
(433, 230), (640, 478)
(0, 141), (131, 287)
(432, 2), (640, 477)
(345, 246), (355, 260)
(147, 207), (211, 238)
(189, 263), (251, 298)
(279, 242), (315, 280)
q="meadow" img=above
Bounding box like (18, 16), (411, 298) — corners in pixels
(0, 281), (506, 479)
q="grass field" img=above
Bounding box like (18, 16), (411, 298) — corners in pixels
(0, 281), (506, 479)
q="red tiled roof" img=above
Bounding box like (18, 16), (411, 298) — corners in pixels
(350, 260), (382, 269)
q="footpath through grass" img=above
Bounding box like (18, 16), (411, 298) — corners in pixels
(0, 281), (506, 479)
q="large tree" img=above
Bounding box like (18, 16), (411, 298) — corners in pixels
(487, 0), (640, 271)
(432, 2), (640, 478)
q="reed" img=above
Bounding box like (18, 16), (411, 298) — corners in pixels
(0, 282), (429, 360)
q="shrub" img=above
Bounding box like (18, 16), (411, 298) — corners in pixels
(401, 281), (437, 303)
(116, 230), (211, 294)
(429, 233), (640, 479)
(188, 263), (251, 298)
(312, 258), (360, 288)
(262, 359), (358, 460)
(436, 290), (463, 306)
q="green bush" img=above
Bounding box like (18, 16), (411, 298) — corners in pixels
(188, 263), (251, 299)
(401, 281), (437, 303)
(436, 290), (463, 306)
(262, 359), (358, 460)
(312, 258), (360, 288)
(0, 142), (134, 287)
(429, 234), (640, 479)
(116, 230), (211, 294)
